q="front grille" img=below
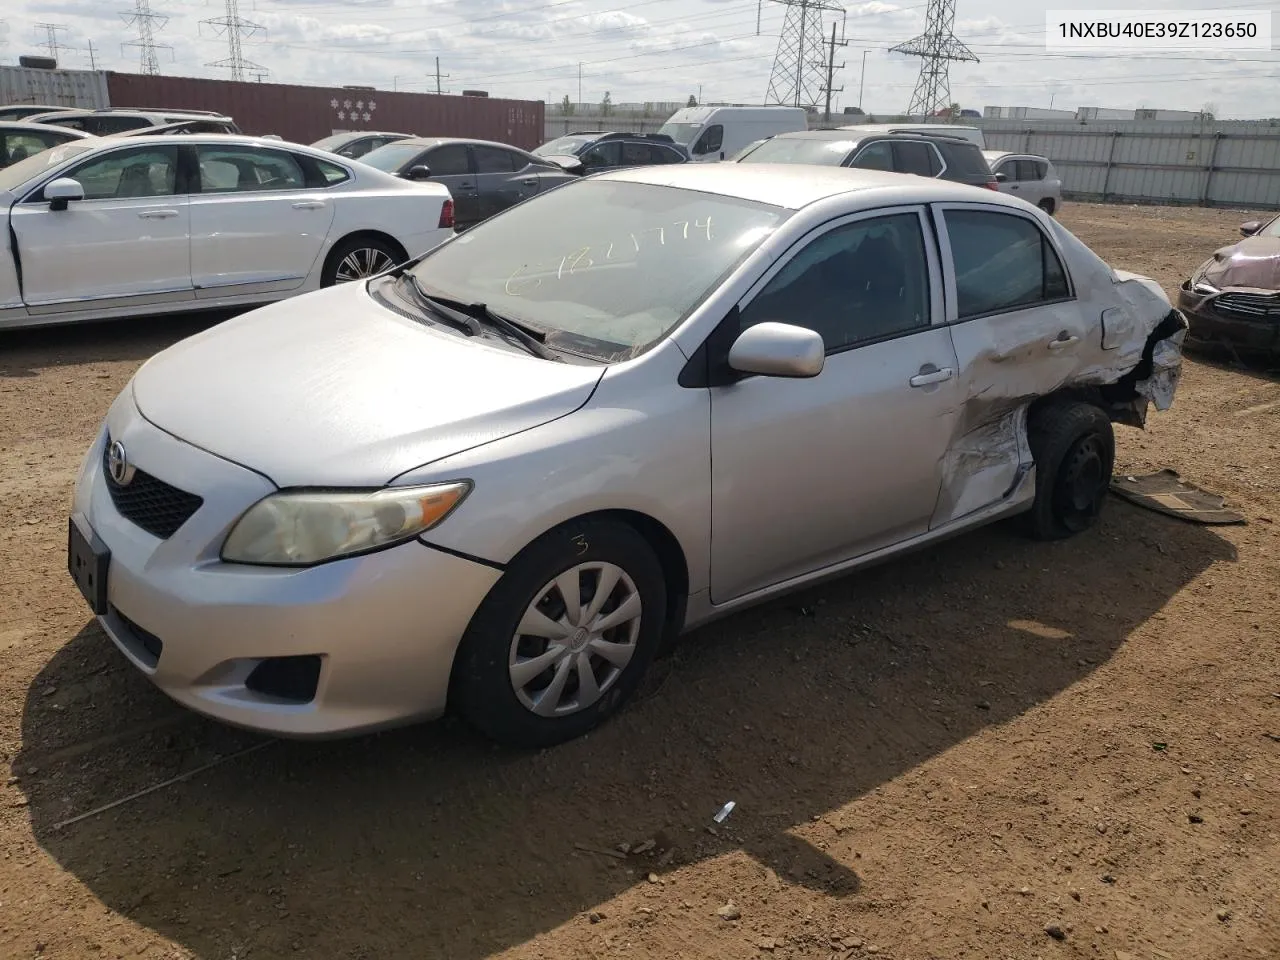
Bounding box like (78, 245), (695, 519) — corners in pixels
(1214, 292), (1280, 320)
(103, 441), (203, 539)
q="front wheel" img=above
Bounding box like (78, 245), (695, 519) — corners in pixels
(451, 519), (668, 748)
(1023, 400), (1115, 540)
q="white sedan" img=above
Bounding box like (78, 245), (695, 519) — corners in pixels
(0, 133), (455, 330)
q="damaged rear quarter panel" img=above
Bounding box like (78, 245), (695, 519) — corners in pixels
(928, 205), (1186, 529)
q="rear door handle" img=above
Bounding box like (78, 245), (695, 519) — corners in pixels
(458, 182), (475, 189)
(137, 209), (178, 219)
(908, 366), (954, 387)
(521, 178), (537, 186)
(291, 200), (325, 210)
(1047, 334), (1080, 350)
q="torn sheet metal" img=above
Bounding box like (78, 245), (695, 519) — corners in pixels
(1111, 470), (1246, 525)
(929, 220), (1188, 531)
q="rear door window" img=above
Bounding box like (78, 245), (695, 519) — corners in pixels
(944, 209), (1071, 318)
(893, 141), (940, 176)
(474, 145), (521, 173)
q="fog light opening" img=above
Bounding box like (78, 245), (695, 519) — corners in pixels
(244, 655), (322, 704)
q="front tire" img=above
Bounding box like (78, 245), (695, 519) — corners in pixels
(451, 519), (668, 748)
(321, 236), (404, 287)
(1023, 400), (1115, 541)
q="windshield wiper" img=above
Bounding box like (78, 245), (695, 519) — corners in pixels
(398, 274), (482, 337)
(415, 290), (562, 362)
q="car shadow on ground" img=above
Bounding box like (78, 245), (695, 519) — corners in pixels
(16, 502), (1235, 959)
(0, 312), (238, 379)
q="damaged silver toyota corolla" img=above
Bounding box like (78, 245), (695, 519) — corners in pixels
(68, 165), (1187, 748)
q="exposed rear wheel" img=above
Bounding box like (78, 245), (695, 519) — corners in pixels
(1038, 198), (1057, 216)
(321, 236), (404, 287)
(451, 519), (667, 748)
(1023, 400), (1115, 540)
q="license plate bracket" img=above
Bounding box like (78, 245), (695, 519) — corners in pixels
(67, 514), (110, 615)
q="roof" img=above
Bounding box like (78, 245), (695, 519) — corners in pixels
(390, 136), (527, 150)
(770, 129), (972, 144)
(982, 149), (1051, 162)
(0, 121), (92, 136)
(595, 162), (1028, 211)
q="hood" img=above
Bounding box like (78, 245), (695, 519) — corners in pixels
(1199, 236), (1280, 290)
(131, 281), (605, 488)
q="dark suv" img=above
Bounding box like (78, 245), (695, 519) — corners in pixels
(734, 129), (997, 189)
(532, 131), (688, 173)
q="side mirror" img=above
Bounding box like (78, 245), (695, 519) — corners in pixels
(727, 322), (825, 378)
(405, 165), (432, 181)
(994, 171), (1008, 182)
(45, 177), (84, 211)
(1239, 220), (1262, 237)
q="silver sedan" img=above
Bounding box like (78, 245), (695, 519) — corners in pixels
(68, 163), (1188, 747)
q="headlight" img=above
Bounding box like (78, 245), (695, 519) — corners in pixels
(1191, 279), (1219, 296)
(221, 481), (471, 566)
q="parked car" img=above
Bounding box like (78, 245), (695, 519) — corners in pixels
(358, 136), (578, 230)
(0, 134), (454, 330)
(67, 164), (1187, 747)
(532, 131), (688, 172)
(1178, 215), (1280, 357)
(0, 104), (78, 122)
(312, 131), (414, 160)
(658, 105), (808, 162)
(983, 151), (1062, 215)
(26, 108), (241, 136)
(0, 121), (91, 169)
(838, 122), (986, 148)
(734, 130), (998, 189)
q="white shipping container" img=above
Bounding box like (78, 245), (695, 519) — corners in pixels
(0, 65), (109, 109)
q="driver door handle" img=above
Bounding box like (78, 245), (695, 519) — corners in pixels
(291, 200), (325, 210)
(909, 366), (954, 388)
(137, 209), (178, 219)
(1048, 334), (1080, 350)
(520, 177), (537, 186)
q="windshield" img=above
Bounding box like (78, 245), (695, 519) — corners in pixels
(533, 136), (593, 157)
(0, 140), (95, 192)
(657, 122), (703, 145)
(407, 180), (786, 362)
(359, 142), (424, 172)
(737, 136), (856, 166)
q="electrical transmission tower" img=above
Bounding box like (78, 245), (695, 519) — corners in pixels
(121, 0), (171, 76)
(34, 23), (71, 63)
(202, 0), (267, 82)
(764, 0), (844, 110)
(889, 0), (976, 117)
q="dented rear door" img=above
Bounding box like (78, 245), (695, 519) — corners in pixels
(927, 202), (1098, 527)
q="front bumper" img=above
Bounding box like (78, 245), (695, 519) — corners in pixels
(69, 389), (502, 738)
(1177, 286), (1280, 355)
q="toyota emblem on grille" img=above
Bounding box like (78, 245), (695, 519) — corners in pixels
(106, 440), (135, 486)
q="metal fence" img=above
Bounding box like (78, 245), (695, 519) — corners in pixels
(979, 120), (1280, 210)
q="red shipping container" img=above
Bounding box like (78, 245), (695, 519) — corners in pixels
(103, 72), (545, 150)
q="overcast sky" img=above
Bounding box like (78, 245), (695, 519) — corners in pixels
(1, 0), (1276, 117)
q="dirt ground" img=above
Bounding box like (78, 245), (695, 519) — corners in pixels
(0, 202), (1276, 960)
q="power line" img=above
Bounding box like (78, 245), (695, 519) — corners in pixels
(889, 0), (976, 116)
(202, 0), (268, 82)
(766, 0), (844, 108)
(33, 22), (71, 63)
(121, 0), (172, 76)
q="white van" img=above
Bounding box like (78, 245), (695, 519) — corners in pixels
(658, 106), (809, 162)
(836, 122), (986, 149)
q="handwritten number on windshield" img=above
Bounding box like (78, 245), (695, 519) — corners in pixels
(504, 216), (715, 297)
